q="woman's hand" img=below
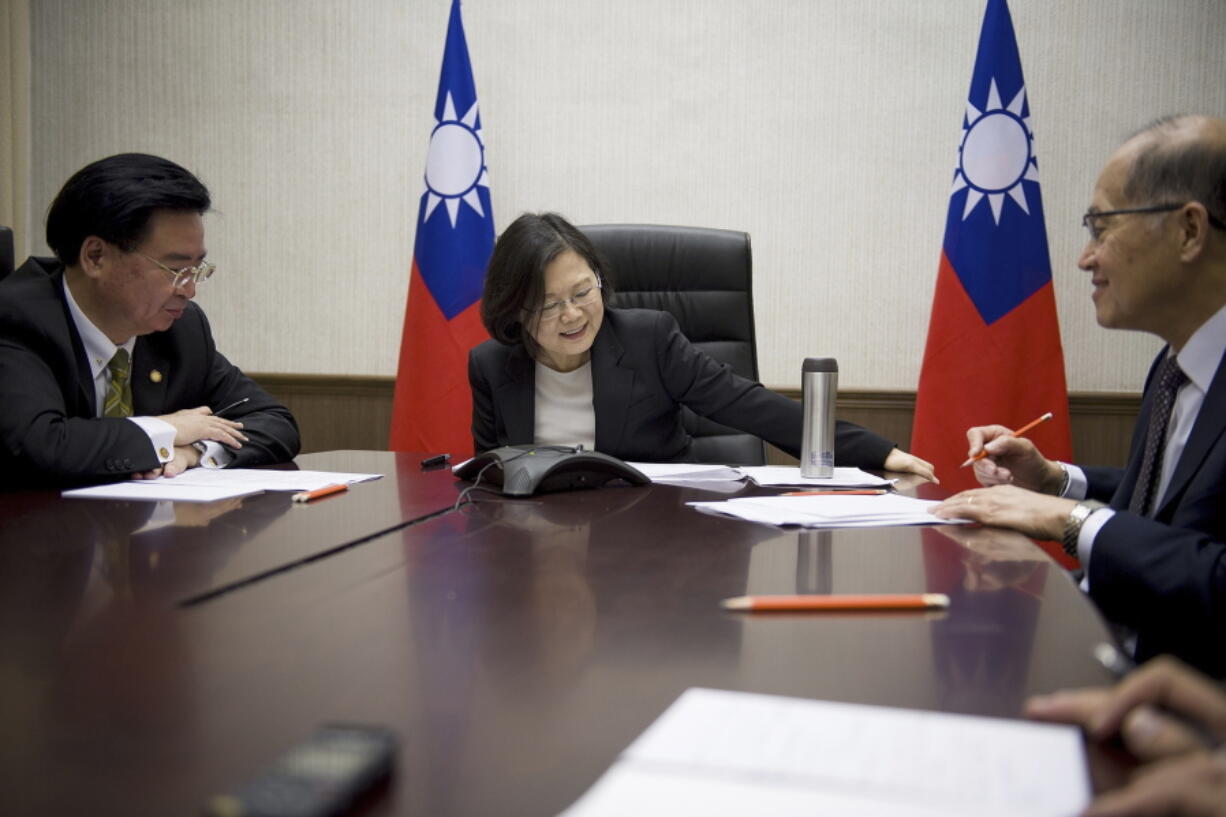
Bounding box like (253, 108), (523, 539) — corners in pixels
(882, 448), (938, 483)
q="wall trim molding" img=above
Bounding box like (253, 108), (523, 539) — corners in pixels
(252, 373), (1143, 411)
(254, 372), (395, 398)
(250, 373), (1142, 464)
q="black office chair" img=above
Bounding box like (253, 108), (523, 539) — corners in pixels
(579, 224), (767, 465)
(0, 226), (13, 283)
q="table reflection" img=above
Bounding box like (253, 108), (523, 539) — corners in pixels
(922, 525), (1049, 715)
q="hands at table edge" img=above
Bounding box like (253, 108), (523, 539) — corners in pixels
(928, 424), (1077, 539)
(1026, 656), (1226, 817)
(882, 448), (938, 483)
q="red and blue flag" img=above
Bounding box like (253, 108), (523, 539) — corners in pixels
(911, 0), (1073, 495)
(390, 0), (493, 456)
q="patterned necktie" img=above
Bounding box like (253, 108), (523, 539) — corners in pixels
(104, 349), (134, 418)
(1128, 355), (1188, 516)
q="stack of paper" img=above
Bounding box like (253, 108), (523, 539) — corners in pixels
(559, 688), (1089, 817)
(689, 493), (963, 528)
(62, 469), (382, 503)
(62, 482), (263, 503)
(626, 463), (745, 484)
(739, 465), (894, 488)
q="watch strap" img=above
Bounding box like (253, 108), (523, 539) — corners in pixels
(1062, 500), (1107, 558)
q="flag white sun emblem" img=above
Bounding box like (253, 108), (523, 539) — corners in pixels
(423, 91), (490, 228)
(951, 78), (1039, 225)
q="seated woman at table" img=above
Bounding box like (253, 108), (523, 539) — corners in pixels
(468, 212), (935, 479)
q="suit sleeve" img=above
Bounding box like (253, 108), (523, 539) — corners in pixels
(469, 347), (499, 454)
(1082, 465), (1126, 502)
(1088, 514), (1226, 676)
(192, 309), (299, 467)
(651, 312), (895, 467)
(0, 332), (162, 485)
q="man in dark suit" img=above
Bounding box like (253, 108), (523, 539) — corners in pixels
(0, 153), (299, 489)
(933, 115), (1226, 677)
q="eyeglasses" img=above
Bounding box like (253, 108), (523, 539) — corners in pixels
(1082, 203), (1226, 242)
(532, 277), (603, 321)
(137, 252), (216, 289)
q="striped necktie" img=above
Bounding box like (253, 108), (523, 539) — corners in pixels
(104, 349), (134, 418)
(1128, 355), (1188, 517)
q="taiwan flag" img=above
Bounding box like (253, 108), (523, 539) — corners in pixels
(911, 0), (1073, 496)
(390, 0), (493, 456)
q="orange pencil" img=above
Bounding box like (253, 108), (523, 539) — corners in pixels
(960, 411), (1053, 468)
(721, 593), (950, 612)
(292, 483), (349, 503)
(782, 489), (888, 497)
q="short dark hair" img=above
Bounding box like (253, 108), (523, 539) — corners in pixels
(45, 153), (211, 265)
(480, 212), (613, 358)
(1124, 115), (1226, 229)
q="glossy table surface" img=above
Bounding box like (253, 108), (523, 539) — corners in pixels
(1, 451), (1120, 817)
(0, 450), (459, 608)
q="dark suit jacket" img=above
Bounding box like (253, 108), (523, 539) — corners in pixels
(468, 307), (894, 467)
(1080, 347), (1226, 676)
(0, 258), (300, 489)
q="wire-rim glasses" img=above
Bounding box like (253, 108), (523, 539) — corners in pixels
(1082, 203), (1226, 241)
(531, 276), (603, 322)
(137, 252), (215, 289)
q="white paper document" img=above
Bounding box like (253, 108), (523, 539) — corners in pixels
(61, 481), (262, 503)
(739, 465), (894, 488)
(689, 493), (965, 528)
(627, 463), (745, 484)
(559, 687), (1090, 817)
(135, 468), (383, 492)
(62, 468), (382, 503)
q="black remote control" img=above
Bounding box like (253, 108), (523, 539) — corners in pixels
(204, 724), (397, 817)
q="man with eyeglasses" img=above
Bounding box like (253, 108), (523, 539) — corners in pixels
(931, 115), (1226, 678)
(0, 153), (299, 488)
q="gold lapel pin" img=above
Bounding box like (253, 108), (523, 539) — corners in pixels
(150, 369), (163, 383)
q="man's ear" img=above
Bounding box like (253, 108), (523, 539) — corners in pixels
(78, 236), (108, 278)
(1176, 202), (1211, 263)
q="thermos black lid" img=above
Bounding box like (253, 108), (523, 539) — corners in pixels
(802, 357), (838, 373)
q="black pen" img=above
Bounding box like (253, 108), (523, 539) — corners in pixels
(421, 453), (451, 468)
(214, 397), (250, 417)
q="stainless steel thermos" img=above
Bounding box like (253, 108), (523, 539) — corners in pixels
(800, 358), (837, 478)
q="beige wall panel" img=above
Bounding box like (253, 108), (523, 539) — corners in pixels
(28, 1), (1226, 393)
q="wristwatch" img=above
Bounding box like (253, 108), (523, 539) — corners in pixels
(1062, 500), (1107, 559)
(192, 440), (217, 467)
(1055, 462), (1071, 496)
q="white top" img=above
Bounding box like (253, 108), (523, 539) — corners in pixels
(533, 360), (597, 450)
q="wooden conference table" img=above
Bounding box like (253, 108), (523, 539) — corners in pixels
(1, 450), (1120, 817)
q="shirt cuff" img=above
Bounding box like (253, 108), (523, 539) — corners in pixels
(127, 416), (176, 463)
(1058, 462), (1088, 500)
(193, 436), (234, 468)
(193, 440), (235, 469)
(1076, 507), (1116, 591)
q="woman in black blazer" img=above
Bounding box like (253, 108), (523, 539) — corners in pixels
(468, 212), (935, 478)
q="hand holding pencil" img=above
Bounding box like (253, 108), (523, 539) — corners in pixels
(962, 413), (1068, 495)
